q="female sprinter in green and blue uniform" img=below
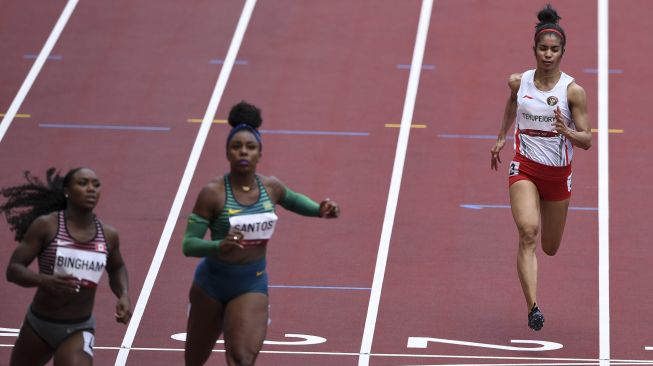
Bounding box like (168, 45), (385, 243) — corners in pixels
(182, 101), (340, 366)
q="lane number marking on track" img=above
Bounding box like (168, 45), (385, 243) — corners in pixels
(170, 332), (326, 346)
(407, 337), (563, 352)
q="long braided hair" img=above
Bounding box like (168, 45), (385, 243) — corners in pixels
(0, 167), (82, 242)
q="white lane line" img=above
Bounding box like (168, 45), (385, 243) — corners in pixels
(597, 0), (610, 364)
(4, 342), (653, 364)
(33, 344), (653, 364)
(113, 1), (258, 364)
(357, 1), (433, 365)
(0, 0), (79, 143)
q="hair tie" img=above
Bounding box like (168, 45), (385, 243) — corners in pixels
(226, 123), (262, 151)
(535, 28), (565, 42)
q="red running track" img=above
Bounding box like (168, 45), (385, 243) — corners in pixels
(0, 0), (651, 365)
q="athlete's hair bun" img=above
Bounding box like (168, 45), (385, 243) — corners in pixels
(228, 101), (262, 129)
(536, 4), (561, 27)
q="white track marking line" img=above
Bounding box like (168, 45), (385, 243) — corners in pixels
(113, 1), (257, 364)
(49, 344), (653, 364)
(4, 342), (653, 364)
(597, 0), (610, 364)
(0, 0), (79, 143)
(357, 1), (433, 365)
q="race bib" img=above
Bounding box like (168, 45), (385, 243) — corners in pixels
(229, 212), (278, 246)
(54, 247), (106, 288)
(509, 161), (520, 177)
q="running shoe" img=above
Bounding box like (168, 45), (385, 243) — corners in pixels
(528, 303), (544, 331)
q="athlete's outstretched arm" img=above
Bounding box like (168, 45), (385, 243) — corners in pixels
(491, 73), (522, 170)
(266, 177), (339, 218)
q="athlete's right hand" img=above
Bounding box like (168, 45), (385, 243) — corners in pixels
(40, 274), (80, 294)
(221, 229), (245, 252)
(490, 138), (506, 170)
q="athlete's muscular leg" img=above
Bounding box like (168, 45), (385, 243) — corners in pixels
(53, 331), (93, 366)
(510, 180), (542, 311)
(10, 321), (53, 366)
(185, 284), (226, 366)
(540, 199), (570, 256)
(223, 293), (268, 366)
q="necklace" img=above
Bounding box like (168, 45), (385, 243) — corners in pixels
(232, 175), (254, 192)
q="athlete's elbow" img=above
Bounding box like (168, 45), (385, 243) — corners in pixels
(6, 264), (23, 286)
(576, 136), (592, 150)
(181, 239), (193, 257)
(182, 248), (196, 258)
(582, 140), (592, 150)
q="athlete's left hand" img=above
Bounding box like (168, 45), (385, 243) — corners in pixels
(319, 199), (340, 218)
(115, 294), (132, 324)
(553, 106), (569, 136)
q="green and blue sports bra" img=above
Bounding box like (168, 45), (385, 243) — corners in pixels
(209, 174), (275, 241)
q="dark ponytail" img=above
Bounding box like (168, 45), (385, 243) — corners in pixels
(0, 167), (81, 242)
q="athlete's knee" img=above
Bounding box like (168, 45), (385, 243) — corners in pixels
(541, 240), (561, 256)
(184, 334), (220, 366)
(228, 348), (260, 366)
(517, 224), (539, 247)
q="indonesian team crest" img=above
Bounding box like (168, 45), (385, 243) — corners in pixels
(547, 96), (558, 106)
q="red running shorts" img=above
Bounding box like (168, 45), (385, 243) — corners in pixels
(508, 154), (572, 201)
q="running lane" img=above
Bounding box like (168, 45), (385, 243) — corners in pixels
(366, 1), (601, 364)
(0, 0), (65, 115)
(127, 1), (424, 365)
(609, 0), (653, 360)
(0, 0), (244, 364)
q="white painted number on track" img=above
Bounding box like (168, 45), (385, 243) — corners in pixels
(170, 333), (326, 346)
(407, 337), (563, 352)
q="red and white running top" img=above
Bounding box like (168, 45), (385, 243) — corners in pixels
(38, 211), (109, 288)
(514, 69), (576, 167)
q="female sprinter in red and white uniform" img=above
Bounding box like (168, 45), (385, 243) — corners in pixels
(490, 4), (591, 331)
